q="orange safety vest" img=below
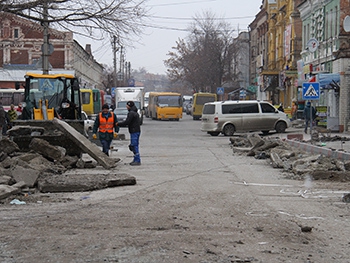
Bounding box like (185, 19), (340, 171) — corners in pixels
(98, 112), (115, 133)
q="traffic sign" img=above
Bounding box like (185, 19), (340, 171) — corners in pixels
(239, 89), (246, 99)
(128, 79), (135, 87)
(217, 87), (224, 95)
(302, 82), (320, 100)
(111, 87), (116, 97)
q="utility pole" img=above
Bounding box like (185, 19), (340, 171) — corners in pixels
(119, 46), (124, 85)
(42, 1), (50, 74)
(112, 36), (119, 88)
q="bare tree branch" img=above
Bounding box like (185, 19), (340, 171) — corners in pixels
(165, 11), (237, 93)
(1, 0), (149, 44)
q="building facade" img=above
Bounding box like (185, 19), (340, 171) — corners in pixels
(0, 13), (103, 90)
(249, 6), (269, 101)
(298, 0), (350, 131)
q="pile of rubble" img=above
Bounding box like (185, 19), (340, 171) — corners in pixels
(0, 124), (136, 202)
(230, 133), (350, 182)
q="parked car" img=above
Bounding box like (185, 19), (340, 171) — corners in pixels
(201, 100), (291, 136)
(185, 102), (193, 115)
(114, 108), (128, 123)
(182, 95), (192, 112)
(81, 111), (94, 137)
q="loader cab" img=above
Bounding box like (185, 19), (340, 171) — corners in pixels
(21, 73), (82, 120)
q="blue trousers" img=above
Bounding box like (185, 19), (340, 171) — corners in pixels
(130, 132), (141, 163)
(101, 139), (112, 156)
(304, 119), (312, 133)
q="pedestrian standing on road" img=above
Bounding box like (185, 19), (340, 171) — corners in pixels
(16, 103), (23, 118)
(303, 101), (316, 134)
(291, 101), (298, 120)
(8, 104), (18, 122)
(92, 104), (119, 156)
(278, 103), (284, 112)
(0, 100), (6, 139)
(117, 100), (141, 166)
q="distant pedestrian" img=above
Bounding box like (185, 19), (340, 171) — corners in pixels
(278, 103), (284, 112)
(8, 104), (17, 122)
(2, 111), (10, 135)
(92, 104), (119, 156)
(291, 101), (298, 120)
(16, 103), (23, 119)
(303, 101), (317, 134)
(0, 100), (5, 138)
(117, 101), (141, 166)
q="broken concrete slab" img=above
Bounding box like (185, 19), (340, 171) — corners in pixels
(270, 152), (284, 168)
(29, 138), (65, 161)
(10, 165), (41, 188)
(0, 137), (20, 154)
(247, 133), (264, 148)
(270, 148), (296, 159)
(7, 125), (45, 136)
(0, 175), (13, 185)
(247, 141), (279, 156)
(0, 152), (7, 162)
(0, 184), (22, 200)
(37, 172), (136, 193)
(52, 118), (119, 169)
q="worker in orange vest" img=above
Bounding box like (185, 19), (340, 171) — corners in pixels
(92, 104), (119, 156)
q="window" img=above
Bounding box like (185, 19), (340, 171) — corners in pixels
(14, 28), (19, 38)
(241, 103), (259, 113)
(203, 104), (215, 114)
(260, 102), (276, 113)
(222, 103), (259, 114)
(222, 104), (241, 114)
(157, 95), (181, 107)
(196, 95), (216, 105)
(82, 92), (91, 104)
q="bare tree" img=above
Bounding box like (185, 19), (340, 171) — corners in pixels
(1, 0), (149, 44)
(164, 11), (236, 93)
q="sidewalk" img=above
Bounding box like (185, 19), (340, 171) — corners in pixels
(268, 123), (350, 161)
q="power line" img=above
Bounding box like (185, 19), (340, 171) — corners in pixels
(149, 0), (218, 7)
(147, 15), (256, 21)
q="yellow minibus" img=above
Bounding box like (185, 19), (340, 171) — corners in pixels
(192, 92), (217, 120)
(148, 92), (182, 121)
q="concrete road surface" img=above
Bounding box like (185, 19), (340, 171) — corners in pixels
(1, 114), (350, 263)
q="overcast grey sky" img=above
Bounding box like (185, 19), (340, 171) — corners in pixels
(76, 0), (262, 75)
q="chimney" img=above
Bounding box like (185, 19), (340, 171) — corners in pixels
(85, 44), (92, 55)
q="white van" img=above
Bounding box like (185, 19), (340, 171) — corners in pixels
(201, 100), (291, 136)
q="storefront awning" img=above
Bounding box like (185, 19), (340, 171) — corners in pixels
(318, 73), (340, 88)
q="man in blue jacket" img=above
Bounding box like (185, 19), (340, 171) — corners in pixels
(117, 101), (141, 165)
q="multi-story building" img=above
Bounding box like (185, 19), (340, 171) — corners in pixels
(298, 0), (350, 132)
(0, 12), (103, 90)
(267, 0), (303, 107)
(249, 5), (269, 101)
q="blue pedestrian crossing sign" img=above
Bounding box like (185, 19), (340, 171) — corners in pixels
(217, 87), (224, 95)
(302, 82), (320, 100)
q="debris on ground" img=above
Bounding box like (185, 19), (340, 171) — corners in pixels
(0, 126), (135, 202)
(230, 133), (350, 182)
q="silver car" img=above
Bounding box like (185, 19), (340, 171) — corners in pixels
(201, 100), (291, 136)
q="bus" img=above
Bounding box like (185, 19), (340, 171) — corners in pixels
(80, 88), (102, 117)
(192, 92), (217, 120)
(0, 88), (25, 111)
(148, 92), (183, 121)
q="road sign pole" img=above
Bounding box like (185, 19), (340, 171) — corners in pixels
(310, 101), (313, 137)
